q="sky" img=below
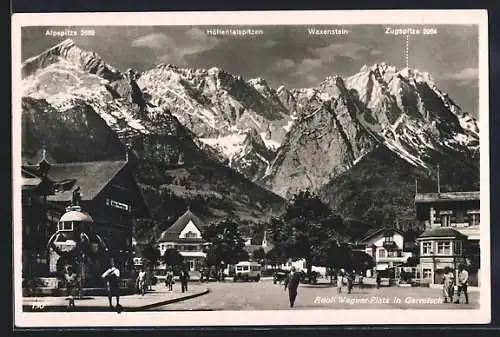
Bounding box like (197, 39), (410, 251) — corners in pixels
(22, 25), (479, 115)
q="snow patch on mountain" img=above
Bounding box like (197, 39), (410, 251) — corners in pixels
(259, 132), (280, 150)
(199, 133), (247, 165)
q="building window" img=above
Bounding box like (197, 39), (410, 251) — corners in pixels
(384, 233), (393, 242)
(185, 231), (198, 239)
(437, 241), (452, 255)
(57, 221), (73, 231)
(422, 242), (433, 255)
(423, 268), (432, 279)
(441, 215), (451, 227)
(387, 250), (399, 258)
(378, 249), (386, 258)
(453, 241), (462, 255)
(455, 210), (465, 225)
(470, 213), (480, 227)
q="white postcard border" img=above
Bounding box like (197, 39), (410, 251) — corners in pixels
(12, 9), (490, 327)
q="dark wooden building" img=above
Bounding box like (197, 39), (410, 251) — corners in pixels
(22, 149), (150, 279)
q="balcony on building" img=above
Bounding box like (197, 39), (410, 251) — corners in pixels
(414, 191), (480, 241)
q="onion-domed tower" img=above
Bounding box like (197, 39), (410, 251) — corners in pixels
(47, 200), (109, 287)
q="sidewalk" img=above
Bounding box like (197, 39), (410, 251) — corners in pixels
(22, 283), (209, 312)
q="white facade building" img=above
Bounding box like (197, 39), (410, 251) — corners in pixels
(357, 228), (412, 277)
(156, 209), (210, 271)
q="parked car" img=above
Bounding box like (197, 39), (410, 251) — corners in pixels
(300, 271), (318, 284)
(200, 267), (220, 282)
(273, 269), (289, 284)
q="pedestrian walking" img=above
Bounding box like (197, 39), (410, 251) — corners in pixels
(101, 259), (122, 311)
(442, 266), (455, 303)
(136, 266), (147, 296)
(165, 268), (174, 291)
(146, 268), (153, 291)
(284, 267), (301, 308)
(376, 271), (382, 289)
(358, 273), (364, 289)
(64, 265), (79, 310)
(347, 271), (354, 294)
(180, 268), (189, 293)
(454, 264), (469, 304)
(336, 271), (344, 293)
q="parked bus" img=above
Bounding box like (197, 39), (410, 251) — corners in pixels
(233, 261), (261, 282)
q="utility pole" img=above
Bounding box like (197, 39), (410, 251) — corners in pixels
(437, 164), (440, 194)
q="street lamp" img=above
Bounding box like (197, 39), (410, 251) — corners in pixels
(38, 153), (53, 275)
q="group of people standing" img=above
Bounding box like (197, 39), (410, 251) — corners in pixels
(335, 270), (363, 294)
(442, 264), (469, 304)
(61, 259), (122, 311)
(283, 268), (364, 308)
(283, 264), (471, 309)
(163, 268), (190, 293)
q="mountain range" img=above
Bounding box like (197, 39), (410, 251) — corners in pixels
(20, 39), (480, 241)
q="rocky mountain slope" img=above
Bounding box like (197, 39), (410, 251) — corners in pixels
(319, 145), (479, 229)
(20, 39), (286, 242)
(263, 63), (480, 198)
(136, 64), (293, 181)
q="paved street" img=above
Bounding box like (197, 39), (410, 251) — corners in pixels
(151, 279), (479, 311)
(23, 283), (208, 312)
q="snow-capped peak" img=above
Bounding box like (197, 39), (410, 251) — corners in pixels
(248, 77), (269, 86)
(208, 66), (223, 76)
(22, 38), (122, 81)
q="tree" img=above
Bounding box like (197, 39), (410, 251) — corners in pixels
(142, 244), (161, 267)
(265, 248), (286, 268)
(163, 248), (184, 267)
(252, 247), (266, 262)
(269, 190), (349, 279)
(202, 218), (246, 267)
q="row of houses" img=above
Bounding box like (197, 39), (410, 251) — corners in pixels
(151, 189), (480, 287)
(21, 147), (481, 287)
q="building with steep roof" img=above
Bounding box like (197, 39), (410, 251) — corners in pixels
(355, 227), (412, 277)
(21, 147), (150, 279)
(414, 190), (480, 286)
(243, 229), (273, 259)
(157, 208), (211, 271)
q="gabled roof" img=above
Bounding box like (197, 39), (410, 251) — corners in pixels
(21, 166), (56, 193)
(44, 161), (127, 202)
(417, 227), (467, 240)
(23, 148), (57, 166)
(415, 191), (480, 203)
(158, 209), (207, 242)
(359, 227), (403, 244)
